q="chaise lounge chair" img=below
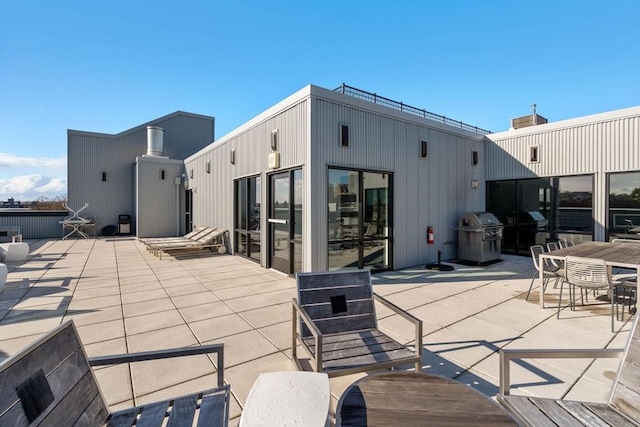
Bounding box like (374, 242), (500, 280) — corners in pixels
(139, 226), (212, 248)
(148, 228), (229, 259)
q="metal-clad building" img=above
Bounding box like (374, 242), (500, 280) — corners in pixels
(67, 111), (214, 236)
(185, 85), (486, 273)
(63, 83), (639, 274)
(485, 106), (640, 252)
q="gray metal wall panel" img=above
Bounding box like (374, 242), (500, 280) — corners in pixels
(486, 107), (640, 241)
(312, 97), (485, 270)
(486, 112), (640, 180)
(185, 101), (309, 265)
(186, 87), (485, 272)
(68, 113), (213, 235)
(135, 158), (184, 237)
(0, 213), (67, 239)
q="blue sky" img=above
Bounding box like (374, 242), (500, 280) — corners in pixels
(1, 0), (639, 201)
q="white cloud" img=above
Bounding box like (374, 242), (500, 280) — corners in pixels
(0, 175), (67, 201)
(0, 152), (67, 170)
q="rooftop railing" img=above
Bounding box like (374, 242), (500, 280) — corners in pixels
(334, 83), (492, 135)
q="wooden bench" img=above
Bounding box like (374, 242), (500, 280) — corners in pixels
(498, 315), (639, 426)
(0, 320), (230, 427)
(292, 270), (422, 377)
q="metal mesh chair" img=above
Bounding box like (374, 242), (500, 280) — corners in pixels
(557, 256), (617, 331)
(525, 245), (563, 300)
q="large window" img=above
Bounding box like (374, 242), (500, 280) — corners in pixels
(608, 171), (640, 240)
(328, 168), (392, 271)
(234, 176), (261, 261)
(487, 175), (593, 255)
(555, 175), (593, 241)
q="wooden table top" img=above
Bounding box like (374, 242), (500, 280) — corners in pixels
(537, 241), (640, 308)
(336, 372), (518, 426)
(541, 241), (640, 269)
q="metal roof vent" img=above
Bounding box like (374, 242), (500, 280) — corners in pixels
(146, 126), (164, 156)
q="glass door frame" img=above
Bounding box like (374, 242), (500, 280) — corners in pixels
(327, 167), (393, 272)
(234, 175), (261, 262)
(267, 168), (303, 275)
(185, 189), (193, 233)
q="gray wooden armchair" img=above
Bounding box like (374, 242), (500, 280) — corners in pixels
(0, 320), (230, 426)
(498, 315), (639, 426)
(292, 270), (422, 377)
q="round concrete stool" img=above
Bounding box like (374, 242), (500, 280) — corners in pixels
(0, 263), (7, 293)
(239, 371), (330, 427)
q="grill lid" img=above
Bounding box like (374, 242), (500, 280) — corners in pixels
(459, 212), (502, 228)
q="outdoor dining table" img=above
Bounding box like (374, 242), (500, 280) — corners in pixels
(335, 372), (518, 426)
(538, 241), (640, 308)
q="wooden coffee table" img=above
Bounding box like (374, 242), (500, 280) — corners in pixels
(336, 372), (517, 426)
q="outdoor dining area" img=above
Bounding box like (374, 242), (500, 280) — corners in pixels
(0, 236), (638, 426)
(530, 238), (639, 331)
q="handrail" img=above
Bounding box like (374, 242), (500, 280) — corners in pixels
(499, 348), (623, 395)
(334, 83), (492, 135)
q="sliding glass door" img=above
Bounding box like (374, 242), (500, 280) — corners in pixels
(234, 176), (261, 262)
(328, 168), (392, 271)
(268, 169), (303, 275)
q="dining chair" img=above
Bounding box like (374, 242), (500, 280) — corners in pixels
(614, 280), (637, 320)
(557, 256), (616, 331)
(547, 241), (560, 251)
(546, 241), (565, 271)
(526, 245), (563, 300)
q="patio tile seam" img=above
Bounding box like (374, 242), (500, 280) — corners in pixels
(1, 239), (88, 324)
(0, 244), (70, 322)
(107, 238), (138, 406)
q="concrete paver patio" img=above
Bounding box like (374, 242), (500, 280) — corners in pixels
(0, 237), (635, 425)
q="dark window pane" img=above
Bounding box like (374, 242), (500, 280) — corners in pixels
(609, 171), (640, 239)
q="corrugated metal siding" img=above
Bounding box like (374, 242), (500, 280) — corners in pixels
(185, 100), (309, 266)
(312, 97), (485, 270)
(135, 159), (184, 237)
(68, 114), (213, 235)
(486, 109), (640, 241)
(0, 212), (67, 238)
(486, 113), (640, 180)
(185, 88), (489, 272)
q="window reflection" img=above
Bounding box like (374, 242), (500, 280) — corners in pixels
(608, 171), (640, 240)
(328, 168), (391, 271)
(234, 176), (261, 261)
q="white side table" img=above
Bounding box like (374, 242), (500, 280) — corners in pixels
(240, 371), (330, 427)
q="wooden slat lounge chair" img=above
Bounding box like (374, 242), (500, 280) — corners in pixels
(139, 226), (209, 246)
(150, 229), (229, 259)
(292, 270), (423, 377)
(498, 315), (639, 426)
(144, 227), (219, 252)
(0, 320), (230, 427)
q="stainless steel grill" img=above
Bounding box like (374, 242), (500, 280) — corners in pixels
(457, 212), (503, 263)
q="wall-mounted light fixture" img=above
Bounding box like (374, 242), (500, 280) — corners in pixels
(530, 146), (539, 163)
(271, 129), (278, 150)
(420, 140), (428, 158)
(340, 124), (349, 147)
(472, 150), (479, 166)
(160, 170), (166, 180)
(101, 171), (107, 182)
(230, 149), (235, 164)
(189, 168), (193, 179)
(206, 160), (211, 173)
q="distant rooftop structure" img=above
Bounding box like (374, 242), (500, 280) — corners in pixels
(0, 198), (28, 209)
(509, 103), (549, 130)
(334, 83), (492, 135)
